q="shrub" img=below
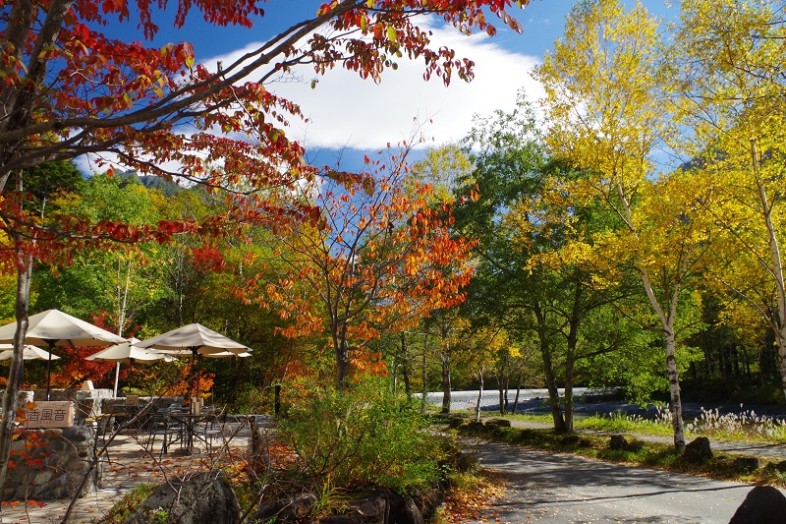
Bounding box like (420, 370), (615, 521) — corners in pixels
(101, 484), (158, 524)
(278, 378), (441, 494)
(230, 384), (272, 414)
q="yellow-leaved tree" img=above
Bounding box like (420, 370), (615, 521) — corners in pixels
(671, 0), (786, 400)
(535, 0), (714, 451)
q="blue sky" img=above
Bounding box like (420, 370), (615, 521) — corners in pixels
(91, 1), (677, 173)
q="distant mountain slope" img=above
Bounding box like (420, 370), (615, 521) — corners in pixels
(109, 171), (183, 196)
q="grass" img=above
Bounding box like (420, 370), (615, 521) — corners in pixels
(95, 484), (158, 524)
(686, 407), (786, 443)
(502, 406), (786, 443)
(575, 413), (675, 437)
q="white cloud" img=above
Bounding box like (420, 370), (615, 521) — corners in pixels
(202, 18), (543, 152)
(77, 18), (542, 176)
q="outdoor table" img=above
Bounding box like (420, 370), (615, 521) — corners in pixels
(166, 412), (219, 454)
(107, 403), (141, 429)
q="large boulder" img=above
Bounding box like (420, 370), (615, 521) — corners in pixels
(410, 481), (447, 521)
(484, 419), (511, 429)
(765, 460), (786, 474)
(254, 489), (427, 524)
(319, 489), (423, 524)
(732, 457), (760, 474)
(683, 437), (713, 463)
(123, 471), (240, 524)
(728, 485), (786, 524)
(462, 421), (485, 433)
(609, 434), (629, 451)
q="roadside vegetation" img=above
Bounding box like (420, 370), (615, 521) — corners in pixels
(506, 407), (786, 443)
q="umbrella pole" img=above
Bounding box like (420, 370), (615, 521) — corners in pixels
(190, 350), (196, 408)
(114, 362), (120, 397)
(46, 342), (54, 401)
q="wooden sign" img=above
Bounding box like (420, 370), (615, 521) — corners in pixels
(24, 401), (74, 428)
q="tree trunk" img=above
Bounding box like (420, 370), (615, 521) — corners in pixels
(542, 347), (566, 433)
(475, 367), (484, 422)
(665, 327), (686, 452)
(0, 250), (32, 491)
(534, 304), (566, 432)
(113, 258), (132, 396)
(563, 284), (582, 433)
(400, 334), (411, 401)
(564, 358), (575, 433)
(421, 329), (429, 414)
(511, 372), (522, 415)
(335, 339), (351, 390)
(440, 354), (451, 414)
(743, 140), (786, 401)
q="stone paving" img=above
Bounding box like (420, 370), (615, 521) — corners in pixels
(0, 421), (254, 524)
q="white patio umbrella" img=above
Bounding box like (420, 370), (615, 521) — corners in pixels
(201, 351), (252, 358)
(136, 323), (251, 398)
(0, 309), (127, 399)
(136, 323), (250, 356)
(86, 338), (175, 396)
(0, 344), (61, 361)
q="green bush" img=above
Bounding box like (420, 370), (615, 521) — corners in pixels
(231, 384), (271, 414)
(278, 378), (441, 494)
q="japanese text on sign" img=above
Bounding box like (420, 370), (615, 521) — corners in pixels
(24, 401), (74, 428)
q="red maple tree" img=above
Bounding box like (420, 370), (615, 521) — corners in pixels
(241, 147), (474, 387)
(0, 0), (527, 487)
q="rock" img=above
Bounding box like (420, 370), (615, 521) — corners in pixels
(728, 485), (786, 524)
(559, 434), (581, 446)
(766, 460), (786, 473)
(609, 434), (628, 451)
(318, 489), (424, 524)
(62, 426), (92, 443)
(390, 495), (424, 524)
(254, 492), (318, 523)
(683, 437), (713, 463)
(410, 482), (446, 521)
(463, 421), (485, 433)
(484, 419), (511, 428)
(732, 457), (760, 474)
(320, 489), (388, 524)
(123, 471), (240, 524)
(447, 417), (464, 429)
(321, 517), (358, 524)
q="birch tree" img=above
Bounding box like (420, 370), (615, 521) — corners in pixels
(672, 0), (786, 400)
(535, 0), (712, 451)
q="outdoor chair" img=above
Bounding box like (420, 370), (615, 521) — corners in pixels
(198, 405), (227, 453)
(146, 403), (186, 455)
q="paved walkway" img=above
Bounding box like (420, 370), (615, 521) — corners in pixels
(462, 439), (770, 523)
(0, 422), (254, 524)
